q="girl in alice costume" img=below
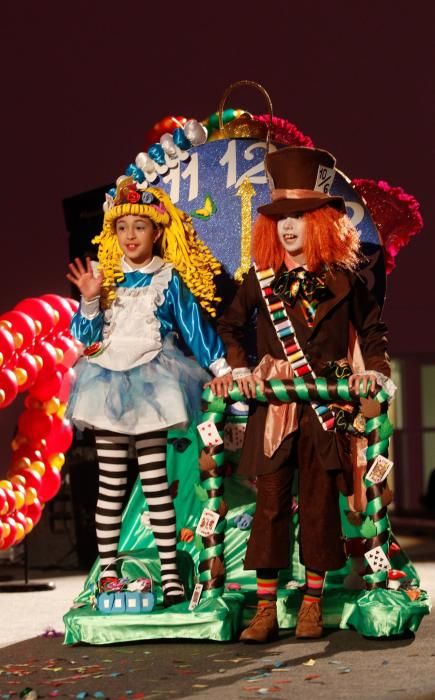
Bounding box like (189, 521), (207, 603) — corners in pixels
(67, 181), (230, 607)
(210, 146), (393, 641)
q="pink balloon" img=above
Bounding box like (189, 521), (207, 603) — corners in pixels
(53, 334), (79, 370)
(58, 367), (75, 402)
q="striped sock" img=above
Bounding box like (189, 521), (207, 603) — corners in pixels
(136, 431), (184, 598)
(303, 569), (325, 603)
(94, 431), (130, 580)
(257, 568), (278, 608)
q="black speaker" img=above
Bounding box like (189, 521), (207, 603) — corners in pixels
(63, 183), (114, 263)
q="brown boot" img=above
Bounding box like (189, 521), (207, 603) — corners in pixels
(295, 599), (323, 638)
(239, 603), (279, 643)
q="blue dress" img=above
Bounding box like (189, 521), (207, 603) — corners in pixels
(67, 256), (227, 435)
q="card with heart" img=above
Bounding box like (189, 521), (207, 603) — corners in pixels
(196, 508), (220, 537)
(366, 455), (394, 484)
(197, 420), (223, 447)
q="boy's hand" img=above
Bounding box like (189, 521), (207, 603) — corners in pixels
(66, 257), (103, 301)
(236, 374), (263, 399)
(348, 373), (379, 397)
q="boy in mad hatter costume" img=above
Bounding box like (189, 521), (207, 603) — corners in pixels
(209, 146), (393, 641)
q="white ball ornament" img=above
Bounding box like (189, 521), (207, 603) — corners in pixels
(183, 119), (208, 146)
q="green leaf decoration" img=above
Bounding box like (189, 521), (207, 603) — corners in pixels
(360, 516), (377, 538)
(194, 483), (208, 502)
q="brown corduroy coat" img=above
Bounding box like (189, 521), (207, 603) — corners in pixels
(218, 266), (390, 481)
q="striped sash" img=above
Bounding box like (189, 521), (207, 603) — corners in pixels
(255, 266), (335, 431)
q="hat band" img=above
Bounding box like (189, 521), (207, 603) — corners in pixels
(271, 188), (333, 201)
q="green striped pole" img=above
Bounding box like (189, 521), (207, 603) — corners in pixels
(198, 378), (392, 595)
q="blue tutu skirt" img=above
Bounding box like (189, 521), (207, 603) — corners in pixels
(67, 335), (210, 435)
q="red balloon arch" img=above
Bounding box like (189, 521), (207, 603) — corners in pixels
(0, 295), (81, 550)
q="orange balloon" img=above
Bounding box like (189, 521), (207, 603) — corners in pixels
(44, 397), (61, 415)
(12, 488), (25, 510)
(24, 486), (37, 505)
(14, 367), (28, 386)
(57, 403), (67, 419)
(24, 516), (34, 534)
(33, 354), (43, 370)
(30, 460), (46, 477)
(0, 479), (13, 491)
(14, 522), (25, 543)
(13, 332), (24, 349)
(10, 474), (26, 488)
(48, 452), (65, 470)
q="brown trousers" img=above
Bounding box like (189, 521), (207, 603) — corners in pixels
(244, 408), (347, 572)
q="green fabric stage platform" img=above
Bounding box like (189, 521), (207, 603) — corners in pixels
(64, 425), (431, 645)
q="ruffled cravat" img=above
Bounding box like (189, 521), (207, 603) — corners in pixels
(271, 267), (328, 307)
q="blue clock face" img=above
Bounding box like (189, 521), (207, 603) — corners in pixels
(153, 138), (385, 298)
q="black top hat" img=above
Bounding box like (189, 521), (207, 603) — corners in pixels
(258, 146), (346, 218)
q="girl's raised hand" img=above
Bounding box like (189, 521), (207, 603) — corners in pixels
(66, 257), (103, 300)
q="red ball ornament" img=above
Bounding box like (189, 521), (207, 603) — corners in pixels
(19, 468), (42, 491)
(1, 516), (18, 549)
(32, 340), (57, 379)
(30, 369), (62, 402)
(0, 326), (15, 367)
(58, 367), (75, 402)
(54, 334), (79, 370)
(15, 298), (57, 338)
(0, 310), (36, 350)
(0, 489), (7, 515)
(0, 368), (18, 408)
(39, 465), (61, 503)
(144, 115), (187, 149)
(40, 294), (73, 332)
(65, 297), (79, 314)
(14, 509), (27, 530)
(18, 407), (53, 440)
(25, 498), (43, 526)
(45, 415), (74, 454)
(14, 352), (39, 393)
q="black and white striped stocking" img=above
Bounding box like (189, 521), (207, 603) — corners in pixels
(136, 431), (184, 598)
(94, 430), (183, 597)
(94, 431), (130, 579)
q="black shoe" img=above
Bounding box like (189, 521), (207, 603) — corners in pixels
(163, 591), (186, 608)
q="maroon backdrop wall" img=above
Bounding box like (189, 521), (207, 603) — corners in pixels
(1, 2), (434, 468)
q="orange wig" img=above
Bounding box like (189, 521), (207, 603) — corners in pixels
(252, 206), (361, 273)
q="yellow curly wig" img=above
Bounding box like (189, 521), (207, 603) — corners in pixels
(92, 182), (222, 316)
